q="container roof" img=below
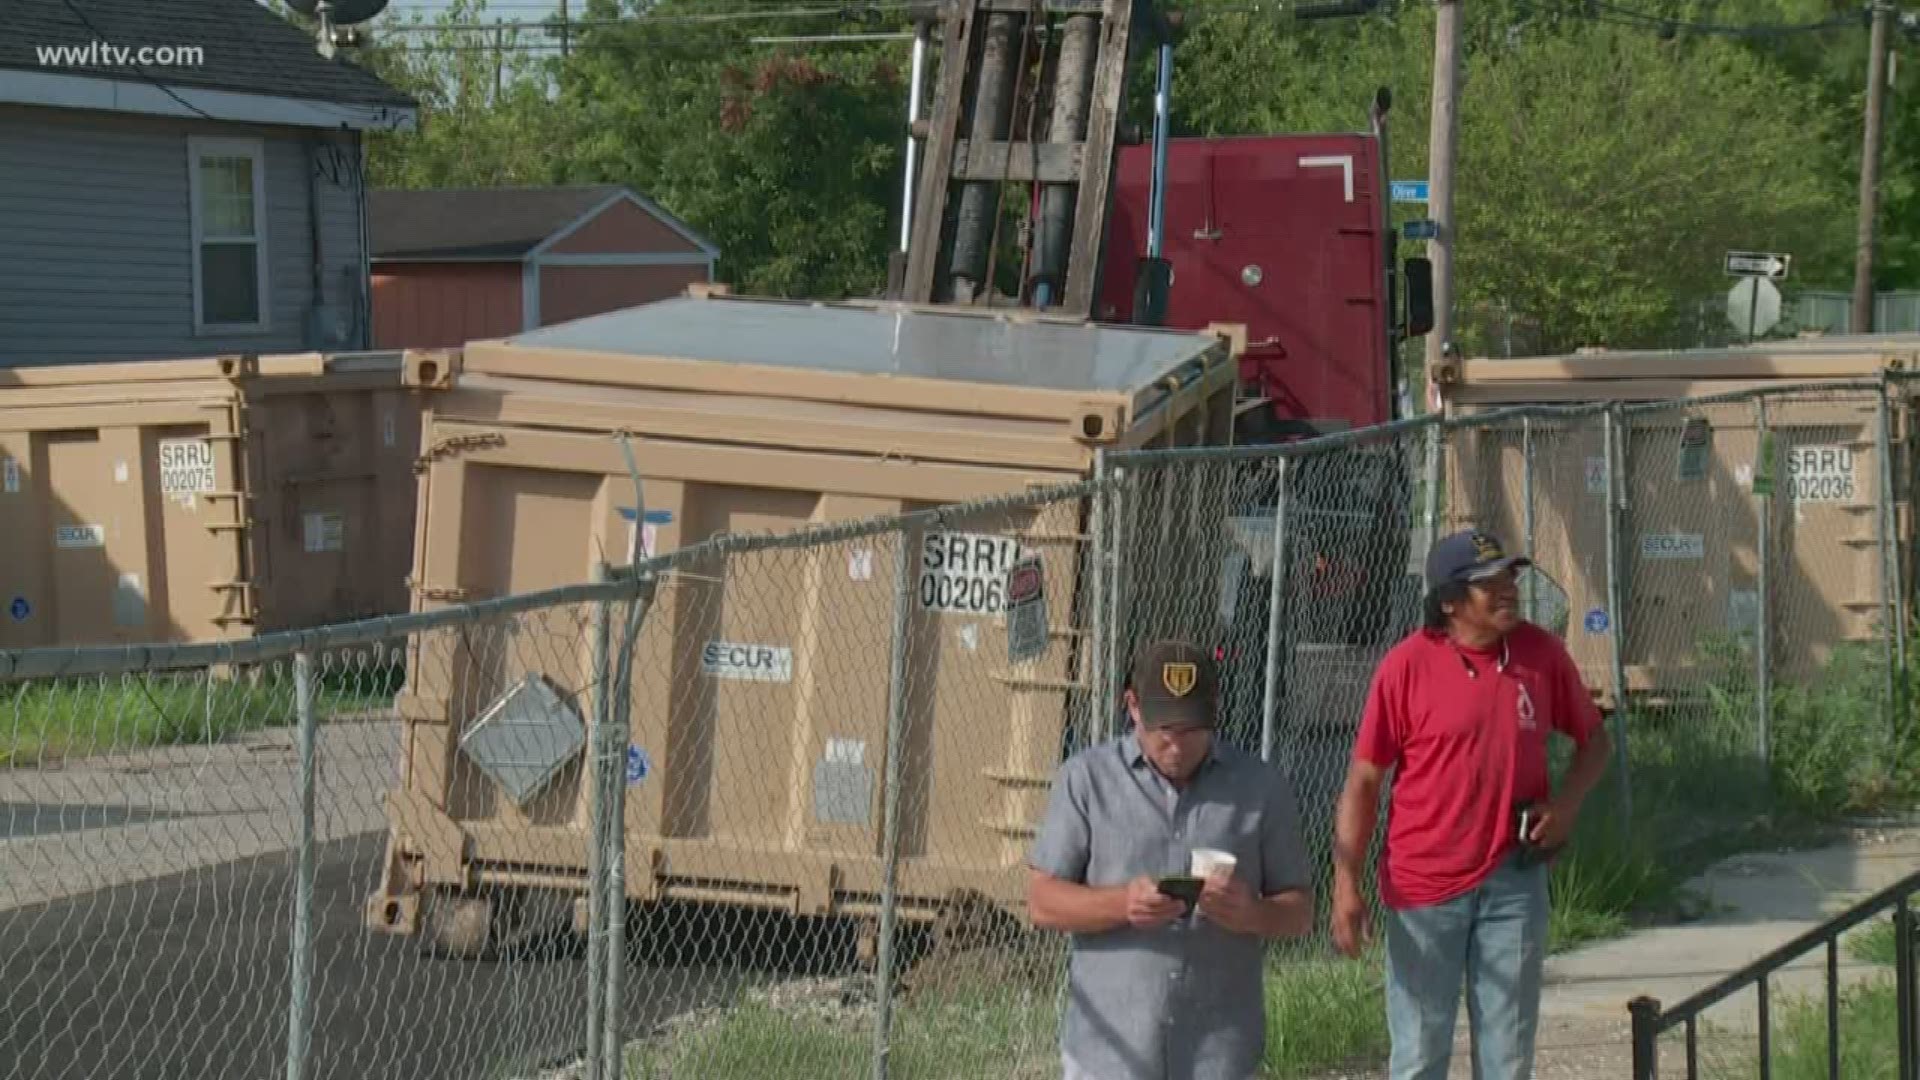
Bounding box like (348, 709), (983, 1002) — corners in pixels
(498, 297), (1221, 393)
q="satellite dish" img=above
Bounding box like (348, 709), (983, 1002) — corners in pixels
(283, 0), (391, 26)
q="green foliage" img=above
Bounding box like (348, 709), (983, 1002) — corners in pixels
(1261, 951), (1391, 1078)
(0, 664), (402, 766)
(361, 0), (905, 299)
(1538, 627), (1920, 953)
(1846, 915), (1898, 966)
(1168, 0), (1855, 355)
(557, 1), (907, 297)
(356, 0), (1914, 343)
(358, 0), (570, 189)
(1721, 977), (1901, 1080)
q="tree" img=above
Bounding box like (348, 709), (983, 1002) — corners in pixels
(558, 1), (908, 297)
(357, 0), (570, 189)
(1169, 0), (1852, 353)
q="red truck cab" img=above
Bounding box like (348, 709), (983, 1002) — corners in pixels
(1098, 132), (1417, 442)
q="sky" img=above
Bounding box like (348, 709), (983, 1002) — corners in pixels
(384, 0), (565, 23)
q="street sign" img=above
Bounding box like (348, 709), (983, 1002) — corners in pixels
(1391, 180), (1429, 204)
(1727, 276), (1782, 339)
(1402, 218), (1438, 241)
(1724, 250), (1791, 279)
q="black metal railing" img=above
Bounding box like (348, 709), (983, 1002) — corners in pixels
(1629, 867), (1920, 1079)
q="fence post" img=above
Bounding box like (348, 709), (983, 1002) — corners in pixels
(1603, 406), (1633, 827)
(1627, 995), (1661, 1080)
(605, 566), (656, 1074)
(1896, 899), (1916, 1079)
(1521, 416), (1536, 617)
(1877, 374), (1906, 736)
(1422, 421), (1443, 559)
(287, 650), (317, 1080)
(1756, 399), (1773, 776)
(871, 526), (916, 1080)
(585, 562), (613, 1080)
(1259, 457), (1291, 764)
(1089, 450), (1110, 746)
(1105, 466), (1132, 741)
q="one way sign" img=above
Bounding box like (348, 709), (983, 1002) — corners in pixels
(1725, 250), (1791, 279)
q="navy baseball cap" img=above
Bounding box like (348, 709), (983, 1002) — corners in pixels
(1426, 529), (1531, 588)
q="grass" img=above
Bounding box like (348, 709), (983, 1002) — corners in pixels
(1538, 634), (1920, 955)
(620, 981), (1057, 1079)
(614, 949), (1388, 1080)
(1261, 949), (1390, 1078)
(1750, 977), (1902, 1080)
(0, 661), (404, 766)
(1846, 916), (1898, 967)
(1701, 928), (1903, 1080)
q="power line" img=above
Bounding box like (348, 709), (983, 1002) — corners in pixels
(59, 0), (225, 121)
(1528, 0), (1874, 38)
(367, 1), (921, 32)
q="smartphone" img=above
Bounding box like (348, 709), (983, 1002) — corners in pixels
(1156, 875), (1205, 905)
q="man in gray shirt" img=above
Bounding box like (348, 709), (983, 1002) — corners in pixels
(1027, 639), (1313, 1080)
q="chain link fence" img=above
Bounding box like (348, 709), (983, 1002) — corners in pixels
(0, 478), (1104, 1080)
(2, 377), (1916, 1079)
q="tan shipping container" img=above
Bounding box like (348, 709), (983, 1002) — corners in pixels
(1434, 336), (1918, 702)
(365, 293), (1240, 947)
(0, 352), (422, 648)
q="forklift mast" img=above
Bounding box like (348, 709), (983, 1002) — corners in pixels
(899, 0), (1159, 318)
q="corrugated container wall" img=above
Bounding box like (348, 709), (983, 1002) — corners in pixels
(0, 352), (421, 648)
(366, 294), (1241, 940)
(1435, 336), (1920, 700)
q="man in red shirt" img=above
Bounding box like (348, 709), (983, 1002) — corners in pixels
(1331, 529), (1612, 1080)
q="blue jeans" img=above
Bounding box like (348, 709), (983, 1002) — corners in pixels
(1383, 853), (1549, 1080)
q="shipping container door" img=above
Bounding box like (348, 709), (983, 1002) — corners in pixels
(148, 423), (230, 644)
(0, 432), (46, 648)
(37, 429), (154, 645)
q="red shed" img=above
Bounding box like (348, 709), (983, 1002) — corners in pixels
(369, 185), (720, 350)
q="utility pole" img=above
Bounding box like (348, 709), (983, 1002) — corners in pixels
(1423, 0), (1462, 397)
(559, 0), (570, 59)
(1852, 0), (1892, 334)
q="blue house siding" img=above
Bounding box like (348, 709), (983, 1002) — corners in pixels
(0, 105), (368, 367)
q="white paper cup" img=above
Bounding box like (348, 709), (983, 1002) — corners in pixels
(1190, 848), (1237, 879)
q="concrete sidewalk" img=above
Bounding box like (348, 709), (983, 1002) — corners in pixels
(1539, 821), (1919, 1031)
(1318, 821), (1920, 1078)
(1525, 821), (1916, 1078)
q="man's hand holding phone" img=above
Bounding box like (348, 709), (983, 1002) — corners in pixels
(1124, 875), (1187, 929)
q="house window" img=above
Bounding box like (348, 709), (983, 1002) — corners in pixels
(188, 137), (269, 332)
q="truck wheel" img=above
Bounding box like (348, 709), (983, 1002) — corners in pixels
(421, 888), (497, 959)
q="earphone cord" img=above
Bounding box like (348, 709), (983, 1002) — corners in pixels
(1450, 636), (1510, 679)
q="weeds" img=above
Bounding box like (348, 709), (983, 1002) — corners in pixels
(615, 947), (1386, 1080)
(0, 661), (403, 766)
(1541, 634), (1920, 954)
(1845, 916), (1898, 967)
(1262, 948), (1390, 1078)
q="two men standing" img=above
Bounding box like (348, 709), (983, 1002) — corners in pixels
(1028, 529), (1611, 1080)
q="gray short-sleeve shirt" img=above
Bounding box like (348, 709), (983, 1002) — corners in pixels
(1028, 733), (1310, 1080)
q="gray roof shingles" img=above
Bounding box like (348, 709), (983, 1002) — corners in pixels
(1, 0), (416, 111)
(369, 186), (631, 260)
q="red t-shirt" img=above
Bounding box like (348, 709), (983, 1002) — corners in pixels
(1353, 622), (1603, 909)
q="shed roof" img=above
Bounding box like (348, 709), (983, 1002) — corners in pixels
(370, 185), (717, 261)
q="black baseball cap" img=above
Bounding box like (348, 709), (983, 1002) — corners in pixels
(1426, 529), (1531, 588)
(1129, 640), (1219, 728)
